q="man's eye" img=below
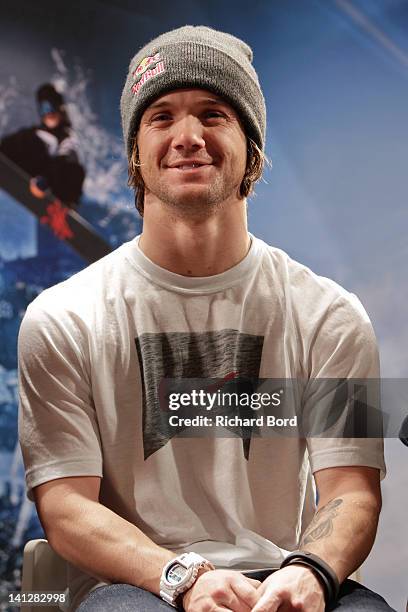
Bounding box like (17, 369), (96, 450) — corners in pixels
(151, 113), (172, 122)
(204, 111), (225, 119)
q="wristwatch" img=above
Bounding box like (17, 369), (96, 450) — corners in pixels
(160, 552), (215, 608)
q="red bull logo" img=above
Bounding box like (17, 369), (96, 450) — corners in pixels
(131, 52), (165, 95)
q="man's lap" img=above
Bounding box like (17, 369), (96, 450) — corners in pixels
(77, 574), (396, 611)
(76, 583), (170, 611)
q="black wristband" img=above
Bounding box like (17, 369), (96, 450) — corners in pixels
(280, 550), (340, 605)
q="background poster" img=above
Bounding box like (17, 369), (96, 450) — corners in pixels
(0, 1), (407, 610)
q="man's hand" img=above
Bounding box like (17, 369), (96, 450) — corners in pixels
(182, 569), (261, 611)
(251, 565), (325, 612)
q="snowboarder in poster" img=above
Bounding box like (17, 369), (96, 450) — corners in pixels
(0, 83), (85, 207)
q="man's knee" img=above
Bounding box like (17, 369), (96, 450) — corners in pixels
(329, 579), (396, 612)
(76, 583), (172, 611)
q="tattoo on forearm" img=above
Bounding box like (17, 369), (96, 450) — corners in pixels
(301, 498), (343, 545)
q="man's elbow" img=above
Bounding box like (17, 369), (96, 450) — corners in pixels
(32, 476), (101, 551)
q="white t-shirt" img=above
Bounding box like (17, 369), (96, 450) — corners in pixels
(18, 234), (385, 610)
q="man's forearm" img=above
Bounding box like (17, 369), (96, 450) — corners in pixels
(299, 492), (381, 582)
(44, 497), (175, 595)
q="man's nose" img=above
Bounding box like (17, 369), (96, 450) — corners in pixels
(171, 115), (205, 152)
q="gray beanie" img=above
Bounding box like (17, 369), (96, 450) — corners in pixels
(120, 25), (266, 159)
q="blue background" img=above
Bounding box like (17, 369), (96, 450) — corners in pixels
(0, 1), (407, 610)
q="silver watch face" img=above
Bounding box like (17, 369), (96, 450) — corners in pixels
(166, 563), (188, 585)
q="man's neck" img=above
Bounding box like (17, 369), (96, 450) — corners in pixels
(139, 199), (250, 277)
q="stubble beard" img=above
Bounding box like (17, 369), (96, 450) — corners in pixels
(144, 172), (241, 220)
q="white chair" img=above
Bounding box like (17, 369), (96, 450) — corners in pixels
(21, 539), (68, 612)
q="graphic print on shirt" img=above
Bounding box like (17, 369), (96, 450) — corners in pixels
(135, 329), (264, 461)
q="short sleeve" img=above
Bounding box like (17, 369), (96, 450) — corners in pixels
(18, 299), (103, 501)
(304, 293), (386, 479)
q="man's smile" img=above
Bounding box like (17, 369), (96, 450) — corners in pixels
(166, 160), (213, 171)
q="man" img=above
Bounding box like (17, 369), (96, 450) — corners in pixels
(18, 26), (393, 611)
(0, 83), (85, 206)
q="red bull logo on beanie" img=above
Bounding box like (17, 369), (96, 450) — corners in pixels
(131, 52), (166, 95)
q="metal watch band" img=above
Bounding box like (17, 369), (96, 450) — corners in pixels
(280, 550), (340, 604)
